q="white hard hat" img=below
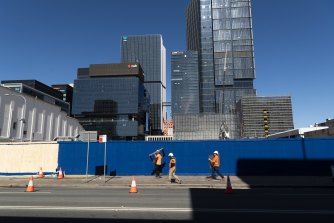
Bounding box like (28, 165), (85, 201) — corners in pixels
(168, 153), (174, 157)
(213, 151), (219, 154)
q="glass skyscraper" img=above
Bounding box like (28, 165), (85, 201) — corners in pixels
(121, 35), (166, 135)
(172, 0), (294, 140)
(171, 51), (199, 114)
(170, 0), (256, 139)
(187, 0), (256, 115)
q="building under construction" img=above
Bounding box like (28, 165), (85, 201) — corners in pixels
(237, 96), (294, 138)
(173, 113), (239, 140)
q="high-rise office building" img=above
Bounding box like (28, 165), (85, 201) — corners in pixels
(187, 0), (256, 114)
(172, 0), (256, 139)
(72, 63), (149, 140)
(121, 35), (166, 135)
(171, 51), (199, 114)
(172, 0), (294, 140)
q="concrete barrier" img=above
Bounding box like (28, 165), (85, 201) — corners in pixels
(0, 142), (58, 175)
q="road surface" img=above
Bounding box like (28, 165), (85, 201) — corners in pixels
(0, 187), (333, 222)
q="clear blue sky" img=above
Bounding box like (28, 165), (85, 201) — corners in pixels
(0, 0), (333, 128)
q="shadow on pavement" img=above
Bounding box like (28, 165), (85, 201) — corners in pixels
(236, 159), (334, 176)
(189, 187), (334, 221)
(235, 158), (334, 188)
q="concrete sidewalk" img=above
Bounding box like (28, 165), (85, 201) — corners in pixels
(0, 175), (333, 189)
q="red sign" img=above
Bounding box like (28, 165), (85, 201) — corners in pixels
(99, 135), (107, 143)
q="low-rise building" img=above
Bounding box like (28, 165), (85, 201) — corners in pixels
(268, 119), (334, 138)
(1, 80), (70, 115)
(0, 86), (83, 142)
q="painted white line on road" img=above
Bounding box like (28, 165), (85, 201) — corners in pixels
(0, 206), (191, 212)
(0, 192), (51, 194)
(0, 206), (333, 215)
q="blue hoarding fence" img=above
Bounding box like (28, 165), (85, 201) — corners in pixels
(58, 138), (334, 176)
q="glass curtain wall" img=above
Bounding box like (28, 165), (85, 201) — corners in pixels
(212, 0), (256, 115)
(121, 35), (166, 135)
(187, 0), (256, 115)
(171, 51), (199, 114)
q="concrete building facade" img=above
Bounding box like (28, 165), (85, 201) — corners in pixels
(238, 96), (294, 138)
(1, 80), (70, 115)
(0, 86), (83, 142)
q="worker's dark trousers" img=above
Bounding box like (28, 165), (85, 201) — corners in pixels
(211, 166), (224, 179)
(155, 164), (162, 177)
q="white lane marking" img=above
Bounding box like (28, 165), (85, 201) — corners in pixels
(0, 206), (333, 215)
(0, 192), (51, 194)
(0, 206), (190, 212)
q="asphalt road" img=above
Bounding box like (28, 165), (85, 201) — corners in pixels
(0, 187), (333, 222)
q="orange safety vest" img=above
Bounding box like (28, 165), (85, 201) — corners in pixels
(211, 155), (220, 167)
(155, 153), (162, 165)
(169, 157), (176, 169)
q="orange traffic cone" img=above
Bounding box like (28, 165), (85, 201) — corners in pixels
(37, 167), (44, 178)
(225, 175), (233, 194)
(26, 176), (35, 192)
(58, 167), (64, 179)
(129, 176), (138, 193)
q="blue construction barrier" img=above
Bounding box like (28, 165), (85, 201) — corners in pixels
(57, 138), (334, 176)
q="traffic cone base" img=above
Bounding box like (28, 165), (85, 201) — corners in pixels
(26, 176), (35, 192)
(129, 176), (138, 193)
(37, 167), (44, 178)
(225, 176), (233, 194)
(58, 167), (64, 179)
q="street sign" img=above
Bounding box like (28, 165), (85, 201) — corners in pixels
(99, 135), (107, 143)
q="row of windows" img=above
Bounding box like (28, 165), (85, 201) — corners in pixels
(121, 38), (163, 82)
(212, 7), (250, 19)
(213, 29), (252, 41)
(213, 18), (251, 30)
(212, 0), (250, 9)
(72, 78), (145, 115)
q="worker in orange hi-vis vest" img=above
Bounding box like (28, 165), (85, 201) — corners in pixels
(154, 150), (163, 178)
(168, 153), (182, 184)
(208, 150), (225, 181)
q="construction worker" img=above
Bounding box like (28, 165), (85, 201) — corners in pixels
(168, 153), (182, 184)
(154, 150), (163, 178)
(208, 150), (225, 180)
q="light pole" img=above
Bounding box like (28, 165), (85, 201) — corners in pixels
(5, 93), (27, 141)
